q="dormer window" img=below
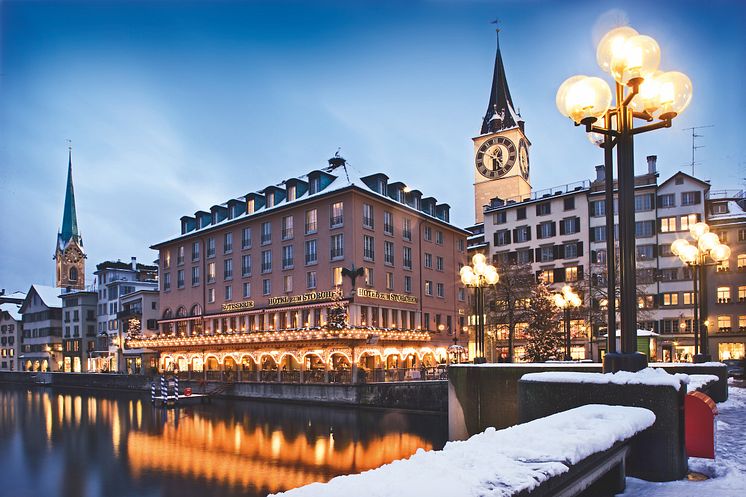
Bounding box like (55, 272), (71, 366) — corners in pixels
(266, 193), (275, 208)
(287, 185), (296, 201)
(247, 199), (255, 214)
(712, 203), (728, 214)
(310, 177), (320, 194)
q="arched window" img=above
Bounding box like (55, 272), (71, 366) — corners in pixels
(69, 267), (78, 281)
(162, 308), (173, 335)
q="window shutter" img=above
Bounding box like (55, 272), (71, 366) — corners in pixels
(526, 227), (532, 241)
(513, 228), (518, 242)
(506, 230), (512, 244)
(528, 250), (534, 262)
(694, 191), (701, 204)
(494, 233), (500, 246)
(536, 205), (541, 216)
(554, 268), (565, 282)
(589, 228), (596, 242)
(535, 248), (542, 261)
(509, 252), (517, 265)
(560, 220), (566, 235)
(535, 270), (542, 281)
(575, 217), (581, 233)
(591, 250), (597, 263)
(536, 225), (541, 239)
(657, 195), (664, 206)
(652, 244), (658, 257)
(577, 242), (583, 257)
(657, 219), (663, 233)
(577, 265), (584, 280)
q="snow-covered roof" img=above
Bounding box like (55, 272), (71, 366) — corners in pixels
(3, 291), (27, 300)
(0, 302), (22, 321)
(709, 201), (746, 221)
(603, 329), (660, 338)
(30, 284), (62, 309)
(521, 367), (689, 391)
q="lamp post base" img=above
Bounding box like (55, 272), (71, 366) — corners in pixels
(603, 352), (648, 373)
(473, 357), (487, 365)
(693, 353), (712, 364)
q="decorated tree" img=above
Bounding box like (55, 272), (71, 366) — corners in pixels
(327, 287), (348, 330)
(523, 278), (563, 362)
(485, 262), (535, 362)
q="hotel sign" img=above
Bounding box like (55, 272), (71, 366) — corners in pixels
(222, 300), (255, 312)
(268, 289), (343, 306)
(357, 288), (418, 304)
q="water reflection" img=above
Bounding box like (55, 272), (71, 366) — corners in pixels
(0, 386), (446, 497)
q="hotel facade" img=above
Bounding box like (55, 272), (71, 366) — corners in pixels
(129, 156), (469, 379)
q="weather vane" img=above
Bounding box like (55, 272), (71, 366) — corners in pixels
(491, 18), (501, 32)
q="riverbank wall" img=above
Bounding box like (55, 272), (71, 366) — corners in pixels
(0, 372), (447, 413)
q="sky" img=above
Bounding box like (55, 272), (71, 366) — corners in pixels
(1, 0), (744, 293)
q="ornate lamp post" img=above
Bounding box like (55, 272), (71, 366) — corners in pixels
(556, 26), (693, 372)
(554, 285), (582, 360)
(671, 222), (731, 362)
(460, 254), (499, 364)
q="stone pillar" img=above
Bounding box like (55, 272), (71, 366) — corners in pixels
(299, 355), (305, 383)
(324, 355), (330, 383)
(351, 347), (358, 384)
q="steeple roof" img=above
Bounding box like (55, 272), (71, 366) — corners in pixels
(481, 30), (523, 135)
(59, 148), (81, 246)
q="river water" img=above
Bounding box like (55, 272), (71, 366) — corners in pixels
(0, 385), (447, 497)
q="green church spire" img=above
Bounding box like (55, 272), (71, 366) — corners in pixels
(60, 147), (80, 245)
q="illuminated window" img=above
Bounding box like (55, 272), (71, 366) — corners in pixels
(739, 315), (746, 330)
(662, 293), (678, 306)
(659, 217), (676, 233)
(679, 213), (698, 231)
(717, 315), (732, 331)
(565, 266), (578, 282)
(330, 201), (344, 227)
(364, 267), (374, 286)
(683, 292), (694, 305)
(283, 275), (293, 293)
(739, 286), (746, 302)
(718, 342), (745, 360)
(717, 287), (731, 303)
(738, 254), (746, 269)
(207, 262), (215, 283)
(539, 269), (554, 283)
(332, 267), (343, 286)
(386, 272), (394, 290)
(305, 209), (318, 234)
(717, 259), (730, 272)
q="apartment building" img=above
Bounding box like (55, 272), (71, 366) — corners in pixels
(19, 285), (63, 371)
(60, 288), (97, 372)
(0, 290), (25, 371)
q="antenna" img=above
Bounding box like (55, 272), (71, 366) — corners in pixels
(682, 125), (713, 176)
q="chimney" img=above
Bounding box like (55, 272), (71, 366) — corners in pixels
(595, 165), (605, 182)
(647, 155), (657, 174)
(131, 257), (137, 270)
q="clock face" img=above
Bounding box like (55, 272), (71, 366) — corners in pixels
(64, 246), (83, 264)
(475, 136), (517, 179)
(518, 139), (530, 180)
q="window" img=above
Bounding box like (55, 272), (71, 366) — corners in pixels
(683, 292), (694, 305)
(282, 215), (294, 240)
(207, 262), (216, 283)
(262, 279), (271, 296)
(284, 275), (293, 293)
(424, 225), (432, 241)
(739, 254), (746, 270)
(333, 267), (344, 286)
(363, 267), (374, 286)
(562, 217), (579, 235)
(516, 207), (527, 220)
(739, 229), (746, 242)
(287, 184), (296, 201)
(305, 209), (318, 234)
(331, 234), (344, 259)
(716, 230), (728, 243)
(384, 211), (394, 235)
(396, 247), (411, 273)
(681, 191), (701, 206)
(659, 217), (676, 233)
(540, 246), (554, 262)
(177, 270), (184, 288)
(437, 283), (445, 298)
(680, 214), (698, 232)
(538, 221), (555, 239)
(517, 249), (531, 264)
(386, 272), (394, 290)
(363, 203), (374, 229)
(225, 285), (232, 301)
(207, 288), (215, 303)
(282, 245), (294, 269)
(224, 233), (233, 253)
(192, 266), (200, 285)
(493, 212), (507, 225)
(565, 267), (578, 282)
(436, 230), (444, 245)
(331, 201), (344, 227)
(515, 225), (530, 242)
(536, 202), (551, 216)
(261, 250), (272, 273)
(425, 281), (433, 296)
(590, 200), (605, 217)
(717, 315), (732, 331)
(591, 226), (606, 242)
(564, 243), (578, 258)
(636, 245), (655, 261)
(659, 244), (674, 257)
(658, 193), (675, 208)
(539, 269), (554, 283)
(402, 218), (412, 241)
(717, 287), (731, 303)
(404, 275), (412, 293)
(176, 246), (185, 265)
(638, 295), (654, 309)
(243, 282), (251, 299)
(261, 222), (272, 245)
(163, 273), (171, 291)
(458, 288), (465, 301)
(564, 197), (575, 210)
(717, 259), (730, 272)
(266, 192), (275, 208)
(662, 293), (678, 306)
(634, 193), (654, 212)
(242, 255), (251, 276)
(307, 271), (317, 289)
(309, 176), (320, 194)
(424, 253), (433, 268)
(192, 241), (200, 261)
(636, 221), (655, 238)
(495, 229), (510, 246)
(305, 239), (318, 265)
(363, 235), (375, 261)
(207, 237), (216, 258)
(741, 316), (746, 331)
(162, 251), (171, 268)
(224, 259), (233, 279)
(384, 241), (394, 266)
(436, 256), (444, 271)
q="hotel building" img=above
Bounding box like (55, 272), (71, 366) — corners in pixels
(129, 156), (469, 378)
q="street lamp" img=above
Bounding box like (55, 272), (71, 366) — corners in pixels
(671, 222), (731, 362)
(460, 253), (499, 364)
(556, 26), (692, 373)
(554, 285), (582, 360)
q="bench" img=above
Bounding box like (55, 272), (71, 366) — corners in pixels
(271, 404), (655, 497)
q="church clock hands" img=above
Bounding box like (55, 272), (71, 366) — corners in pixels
(518, 139), (530, 180)
(475, 136), (517, 179)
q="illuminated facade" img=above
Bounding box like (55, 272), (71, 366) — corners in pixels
(130, 156), (469, 378)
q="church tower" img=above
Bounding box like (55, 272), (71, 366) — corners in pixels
(54, 148), (86, 289)
(473, 30), (531, 223)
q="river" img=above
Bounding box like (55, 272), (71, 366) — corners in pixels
(0, 385), (447, 497)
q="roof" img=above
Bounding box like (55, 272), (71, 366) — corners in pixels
(658, 170), (711, 190)
(153, 158), (469, 248)
(480, 30), (523, 135)
(708, 200), (746, 222)
(59, 148), (82, 248)
(0, 291), (27, 304)
(28, 284), (62, 309)
(0, 302), (22, 321)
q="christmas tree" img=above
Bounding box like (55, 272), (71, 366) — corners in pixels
(327, 287), (348, 330)
(523, 278), (563, 362)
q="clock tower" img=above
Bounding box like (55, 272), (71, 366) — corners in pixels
(473, 30), (531, 223)
(54, 148), (86, 290)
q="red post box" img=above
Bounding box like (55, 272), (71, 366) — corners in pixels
(184, 387), (192, 397)
(685, 391), (718, 459)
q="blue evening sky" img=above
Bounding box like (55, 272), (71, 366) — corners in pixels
(1, 0), (744, 292)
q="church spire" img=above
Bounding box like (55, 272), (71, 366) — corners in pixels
(480, 29), (523, 135)
(59, 147), (80, 246)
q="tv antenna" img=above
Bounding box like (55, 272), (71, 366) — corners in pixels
(682, 125), (713, 176)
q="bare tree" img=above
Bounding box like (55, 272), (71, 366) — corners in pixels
(485, 263), (535, 362)
(523, 278), (564, 362)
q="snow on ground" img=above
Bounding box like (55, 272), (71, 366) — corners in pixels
(620, 382), (746, 497)
(522, 367), (689, 390)
(273, 405), (655, 497)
